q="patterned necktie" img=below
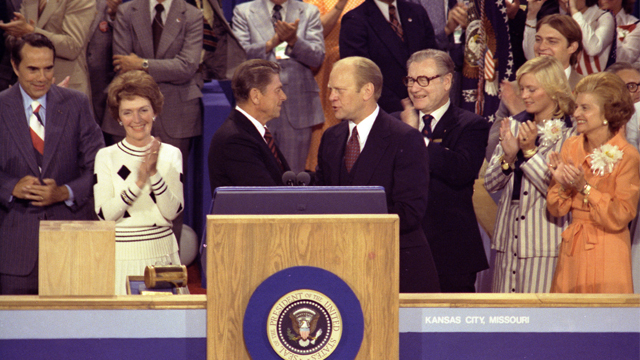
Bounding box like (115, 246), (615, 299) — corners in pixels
(272, 4), (282, 26)
(264, 127), (283, 170)
(30, 101), (45, 160)
(422, 114), (433, 139)
(153, 3), (164, 56)
(388, 4), (403, 41)
(345, 127), (360, 173)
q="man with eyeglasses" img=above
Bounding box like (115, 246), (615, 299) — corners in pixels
(399, 49), (489, 292)
(316, 56), (440, 293)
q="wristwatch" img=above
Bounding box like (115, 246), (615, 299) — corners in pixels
(142, 59), (149, 70)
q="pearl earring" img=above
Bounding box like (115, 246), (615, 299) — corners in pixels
(603, 120), (608, 125)
(118, 121), (123, 126)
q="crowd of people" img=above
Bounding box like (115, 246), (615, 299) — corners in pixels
(1, 0), (640, 295)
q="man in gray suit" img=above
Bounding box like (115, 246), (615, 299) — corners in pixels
(232, 0), (325, 173)
(0, 33), (104, 294)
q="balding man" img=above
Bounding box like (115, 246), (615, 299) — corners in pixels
(316, 56), (439, 293)
(400, 49), (489, 292)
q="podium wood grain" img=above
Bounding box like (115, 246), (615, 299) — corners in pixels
(206, 214), (399, 359)
(39, 221), (116, 296)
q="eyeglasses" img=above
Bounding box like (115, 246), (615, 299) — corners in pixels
(402, 74), (444, 87)
(627, 82), (640, 93)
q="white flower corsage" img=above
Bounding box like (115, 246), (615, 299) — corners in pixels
(537, 119), (565, 147)
(588, 144), (623, 176)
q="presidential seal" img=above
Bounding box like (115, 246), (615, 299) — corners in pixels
(267, 289), (342, 360)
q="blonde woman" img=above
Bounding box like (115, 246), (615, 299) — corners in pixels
(486, 56), (576, 293)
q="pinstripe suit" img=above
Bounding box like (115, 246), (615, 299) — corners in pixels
(0, 85), (105, 294)
(485, 112), (574, 293)
(232, 0), (325, 173)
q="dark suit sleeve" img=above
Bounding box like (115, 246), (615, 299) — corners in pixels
(65, 93), (105, 208)
(339, 11), (370, 59)
(428, 114), (489, 186)
(389, 129), (430, 234)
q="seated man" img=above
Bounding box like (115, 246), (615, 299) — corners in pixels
(208, 59), (291, 193)
(315, 56), (440, 293)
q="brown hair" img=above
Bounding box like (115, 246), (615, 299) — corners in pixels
(574, 72), (635, 133)
(107, 70), (164, 122)
(231, 59), (281, 103)
(536, 14), (583, 66)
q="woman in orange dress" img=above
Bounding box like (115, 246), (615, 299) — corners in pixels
(304, 0), (364, 171)
(547, 72), (640, 293)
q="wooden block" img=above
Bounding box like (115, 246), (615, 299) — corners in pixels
(39, 221), (116, 296)
(206, 214), (399, 360)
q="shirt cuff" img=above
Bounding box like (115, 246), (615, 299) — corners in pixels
(64, 185), (75, 207)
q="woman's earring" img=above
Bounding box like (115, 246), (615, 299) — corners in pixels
(603, 120), (608, 125)
(118, 121), (123, 126)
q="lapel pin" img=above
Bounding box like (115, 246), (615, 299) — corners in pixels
(177, 18), (181, 23)
(408, 18), (413, 22)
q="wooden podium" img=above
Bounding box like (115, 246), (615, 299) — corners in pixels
(206, 214), (399, 359)
(39, 221), (116, 296)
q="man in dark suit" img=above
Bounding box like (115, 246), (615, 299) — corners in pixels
(400, 49), (489, 292)
(316, 56), (439, 293)
(0, 33), (105, 294)
(208, 59), (291, 192)
(339, 0), (437, 114)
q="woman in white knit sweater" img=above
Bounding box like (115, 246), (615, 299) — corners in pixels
(94, 71), (184, 295)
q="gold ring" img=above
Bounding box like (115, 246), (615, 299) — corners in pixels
(152, 151), (158, 154)
(40, 196), (44, 201)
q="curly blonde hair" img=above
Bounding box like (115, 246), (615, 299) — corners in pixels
(574, 72), (635, 133)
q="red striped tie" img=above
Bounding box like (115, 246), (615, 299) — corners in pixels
(30, 102), (45, 155)
(264, 128), (283, 170)
(389, 4), (403, 41)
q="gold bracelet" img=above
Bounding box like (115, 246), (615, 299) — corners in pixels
(581, 183), (592, 205)
(500, 155), (515, 171)
(523, 147), (538, 159)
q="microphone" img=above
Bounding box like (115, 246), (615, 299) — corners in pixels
(296, 172), (311, 186)
(282, 171), (296, 186)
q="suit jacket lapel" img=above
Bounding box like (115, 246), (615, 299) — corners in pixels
(352, 113), (390, 185)
(2, 87), (41, 176)
(41, 86), (67, 175)
(364, 0), (408, 68)
(131, 0), (154, 59)
(431, 105), (458, 141)
(329, 122), (349, 185)
(156, 0), (183, 58)
(285, 1), (303, 24)
(36, 0), (58, 27)
(89, 0), (108, 36)
(398, 0), (422, 54)
(232, 109), (283, 171)
(249, 1), (275, 43)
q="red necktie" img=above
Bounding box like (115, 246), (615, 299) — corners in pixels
(30, 102), (45, 155)
(345, 127), (360, 172)
(264, 128), (283, 170)
(389, 4), (404, 41)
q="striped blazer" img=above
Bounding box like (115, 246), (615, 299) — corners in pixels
(485, 112), (575, 258)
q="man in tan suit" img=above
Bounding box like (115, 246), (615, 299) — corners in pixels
(0, 0), (95, 97)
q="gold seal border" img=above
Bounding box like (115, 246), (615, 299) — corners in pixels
(267, 289), (343, 360)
